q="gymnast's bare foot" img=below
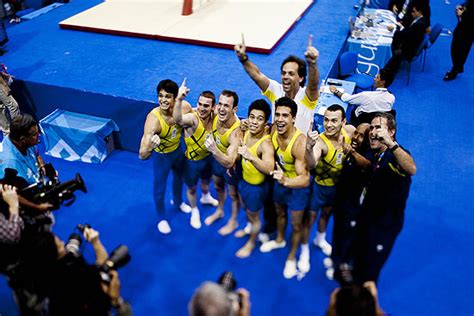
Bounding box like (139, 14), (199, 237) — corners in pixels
(204, 209), (224, 226)
(236, 241), (255, 258)
(218, 219), (238, 236)
(234, 222), (251, 238)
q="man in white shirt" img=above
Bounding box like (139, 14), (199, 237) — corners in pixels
(235, 35), (320, 242)
(235, 35), (320, 134)
(330, 69), (395, 127)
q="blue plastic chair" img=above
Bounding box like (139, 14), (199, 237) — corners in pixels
(339, 51), (374, 91)
(405, 35), (430, 85)
(422, 23), (443, 71)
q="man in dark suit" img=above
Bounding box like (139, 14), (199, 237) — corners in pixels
(389, 0), (431, 28)
(383, 4), (427, 74)
(444, 0), (474, 81)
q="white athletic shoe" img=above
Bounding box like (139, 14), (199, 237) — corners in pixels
(260, 240), (286, 253)
(283, 260), (298, 279)
(297, 252), (310, 274)
(190, 208), (201, 229)
(326, 267), (334, 280)
(180, 202), (192, 214)
(258, 233), (270, 243)
(157, 220), (171, 234)
(313, 238), (332, 256)
(323, 257), (333, 269)
(200, 194), (219, 207)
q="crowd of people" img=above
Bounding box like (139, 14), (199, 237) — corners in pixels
(0, 116), (132, 314)
(138, 25), (417, 294)
(12, 0), (474, 314)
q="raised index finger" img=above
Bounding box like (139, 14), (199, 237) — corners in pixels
(241, 33), (245, 46)
(181, 77), (187, 87)
(308, 34), (313, 48)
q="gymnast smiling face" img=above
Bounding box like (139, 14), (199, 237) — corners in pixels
(158, 89), (176, 111)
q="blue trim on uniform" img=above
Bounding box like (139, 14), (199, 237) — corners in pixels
(211, 157), (240, 186)
(273, 182), (310, 211)
(183, 155), (213, 187)
(238, 180), (268, 212)
(309, 181), (337, 212)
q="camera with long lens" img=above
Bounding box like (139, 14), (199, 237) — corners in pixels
(335, 263), (355, 287)
(64, 224), (91, 257)
(217, 271), (242, 308)
(19, 163), (87, 210)
(98, 245), (131, 284)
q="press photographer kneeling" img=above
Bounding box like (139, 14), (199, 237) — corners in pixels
(11, 225), (132, 315)
(189, 272), (251, 316)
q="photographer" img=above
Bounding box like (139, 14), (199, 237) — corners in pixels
(326, 281), (385, 316)
(189, 281), (250, 316)
(49, 227), (131, 316)
(14, 227), (132, 316)
(0, 184), (23, 244)
(0, 114), (54, 231)
(0, 184), (24, 278)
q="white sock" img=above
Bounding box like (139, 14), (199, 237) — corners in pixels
(180, 202), (192, 213)
(190, 207), (201, 229)
(315, 232), (326, 244)
(301, 243), (309, 257)
(202, 192), (212, 199)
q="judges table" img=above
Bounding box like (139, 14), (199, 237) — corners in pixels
(347, 8), (397, 76)
(314, 79), (356, 132)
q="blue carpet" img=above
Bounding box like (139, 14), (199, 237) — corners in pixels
(1, 0), (474, 315)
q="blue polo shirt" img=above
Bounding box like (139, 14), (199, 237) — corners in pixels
(0, 136), (40, 185)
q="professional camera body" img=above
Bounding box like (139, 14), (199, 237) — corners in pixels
(1, 164), (87, 210)
(218, 271), (242, 309)
(1, 165), (87, 232)
(20, 163), (87, 210)
(65, 224), (131, 281)
(50, 225), (131, 315)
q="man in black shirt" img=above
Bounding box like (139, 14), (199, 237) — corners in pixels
(355, 112), (416, 283)
(330, 123), (371, 284)
(444, 0), (474, 81)
(383, 4), (428, 74)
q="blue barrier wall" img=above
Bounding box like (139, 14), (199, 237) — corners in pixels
(12, 80), (154, 152)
